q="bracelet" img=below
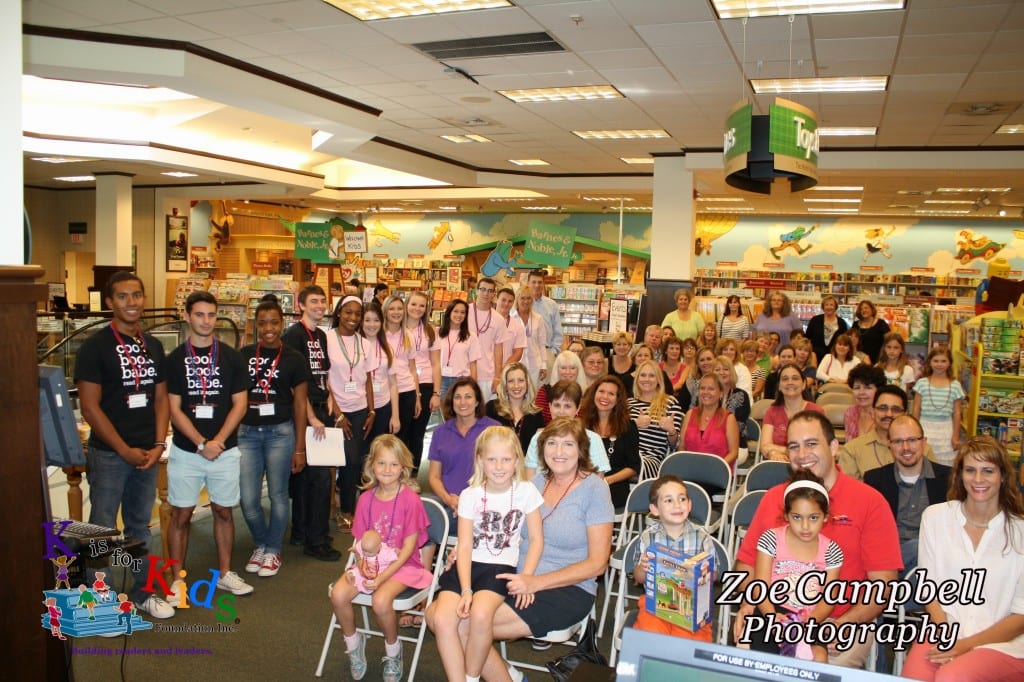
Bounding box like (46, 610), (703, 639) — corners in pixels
(461, 589), (473, 595)
(367, 410), (376, 416)
(152, 443), (167, 450)
(294, 451), (306, 455)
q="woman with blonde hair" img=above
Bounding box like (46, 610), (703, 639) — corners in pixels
(629, 359), (685, 476)
(536, 350), (586, 422)
(485, 362), (545, 453)
(608, 331), (635, 392)
(680, 372), (739, 468)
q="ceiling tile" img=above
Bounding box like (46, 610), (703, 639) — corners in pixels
(810, 10), (904, 39)
(904, 4), (1010, 34)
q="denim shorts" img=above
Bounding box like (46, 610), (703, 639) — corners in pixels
(168, 443), (241, 507)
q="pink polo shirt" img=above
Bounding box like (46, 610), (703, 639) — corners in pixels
(326, 330), (371, 413)
(385, 329), (417, 394)
(468, 303), (507, 383)
(407, 322), (436, 387)
(364, 337), (399, 410)
(499, 313), (527, 365)
(431, 331), (482, 379)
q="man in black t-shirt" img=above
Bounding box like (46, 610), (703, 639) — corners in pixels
(282, 285), (341, 561)
(165, 291), (252, 598)
(75, 271), (175, 619)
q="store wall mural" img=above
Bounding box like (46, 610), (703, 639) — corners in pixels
(694, 216), (1024, 274)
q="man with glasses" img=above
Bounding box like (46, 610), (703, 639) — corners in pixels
(863, 414), (950, 576)
(838, 386), (936, 480)
(470, 277), (507, 401)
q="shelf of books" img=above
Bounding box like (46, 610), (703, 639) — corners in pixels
(552, 284), (601, 338)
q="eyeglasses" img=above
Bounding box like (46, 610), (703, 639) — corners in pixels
(890, 436), (924, 448)
(874, 404), (905, 414)
(477, 287), (495, 294)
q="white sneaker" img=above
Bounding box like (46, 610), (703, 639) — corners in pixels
(136, 594), (175, 619)
(165, 580), (187, 607)
(257, 552), (282, 578)
(216, 570), (254, 596)
(245, 547), (265, 574)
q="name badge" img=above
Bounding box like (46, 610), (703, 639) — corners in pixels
(127, 393), (147, 409)
(344, 381), (357, 393)
(372, 381), (385, 394)
(259, 403), (276, 417)
(195, 404), (214, 419)
(442, 365), (458, 377)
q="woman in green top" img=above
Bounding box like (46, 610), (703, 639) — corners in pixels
(661, 289), (705, 341)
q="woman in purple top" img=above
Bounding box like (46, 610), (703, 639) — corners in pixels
(753, 291), (804, 347)
(426, 377), (500, 520)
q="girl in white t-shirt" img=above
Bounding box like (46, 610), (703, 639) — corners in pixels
(877, 332), (916, 392)
(432, 426), (543, 682)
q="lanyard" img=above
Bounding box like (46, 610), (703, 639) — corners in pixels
(254, 343), (284, 402)
(335, 329), (361, 382)
(369, 339), (383, 381)
(472, 305), (492, 335)
(366, 485), (402, 545)
(186, 338), (218, 404)
(411, 322), (424, 352)
(110, 324), (148, 391)
(445, 334), (457, 368)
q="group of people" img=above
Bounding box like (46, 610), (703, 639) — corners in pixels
(76, 272), (1022, 682)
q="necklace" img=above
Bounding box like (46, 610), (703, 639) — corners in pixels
(926, 377), (953, 411)
(481, 480), (515, 555)
(367, 484), (402, 545)
(542, 475), (578, 521)
(962, 503), (994, 529)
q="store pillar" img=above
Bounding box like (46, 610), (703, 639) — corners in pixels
(651, 154), (695, 280)
(94, 172), (134, 269)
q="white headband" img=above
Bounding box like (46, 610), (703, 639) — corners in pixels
(340, 295), (362, 308)
(784, 480), (829, 502)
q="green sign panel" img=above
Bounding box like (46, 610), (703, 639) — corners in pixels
(295, 219), (357, 263)
(723, 100), (752, 176)
(524, 220), (577, 268)
(768, 97), (819, 180)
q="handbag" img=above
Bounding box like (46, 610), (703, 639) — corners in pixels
(545, 617), (609, 682)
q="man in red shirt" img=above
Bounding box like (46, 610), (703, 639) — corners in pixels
(732, 410), (902, 669)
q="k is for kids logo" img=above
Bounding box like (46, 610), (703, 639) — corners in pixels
(41, 521), (239, 640)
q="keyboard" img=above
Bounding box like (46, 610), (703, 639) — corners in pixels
(53, 519), (122, 541)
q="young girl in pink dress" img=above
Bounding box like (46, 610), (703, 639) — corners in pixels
(329, 435), (433, 682)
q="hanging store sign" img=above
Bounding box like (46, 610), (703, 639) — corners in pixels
(524, 220), (577, 268)
(724, 97), (818, 194)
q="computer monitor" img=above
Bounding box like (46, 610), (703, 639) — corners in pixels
(39, 364), (86, 468)
(616, 628), (894, 682)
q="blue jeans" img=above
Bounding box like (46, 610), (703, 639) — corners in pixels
(86, 445), (158, 604)
(238, 421), (295, 554)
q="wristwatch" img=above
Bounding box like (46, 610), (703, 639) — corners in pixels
(197, 439), (207, 453)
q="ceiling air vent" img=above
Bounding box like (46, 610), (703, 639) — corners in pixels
(412, 32), (564, 60)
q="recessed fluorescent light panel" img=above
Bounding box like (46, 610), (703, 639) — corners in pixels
(818, 127), (877, 136)
(583, 196), (634, 202)
(620, 157), (654, 164)
(509, 159), (549, 166)
(523, 206), (560, 210)
(697, 197), (748, 202)
(322, 0), (511, 21)
(751, 76), (888, 94)
(54, 175), (96, 182)
(701, 207), (756, 212)
(712, 1), (905, 19)
(624, 206), (653, 211)
(573, 129), (668, 140)
(916, 209), (971, 215)
(812, 185), (864, 191)
(996, 124), (1024, 134)
(922, 199), (973, 205)
(441, 134), (492, 143)
(312, 130), (333, 149)
(31, 157), (91, 164)
(161, 171), (198, 178)
(498, 86), (623, 103)
(803, 198), (861, 203)
(807, 207), (859, 213)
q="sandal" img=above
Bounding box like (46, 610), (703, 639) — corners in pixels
(398, 614), (423, 629)
(336, 512), (353, 531)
